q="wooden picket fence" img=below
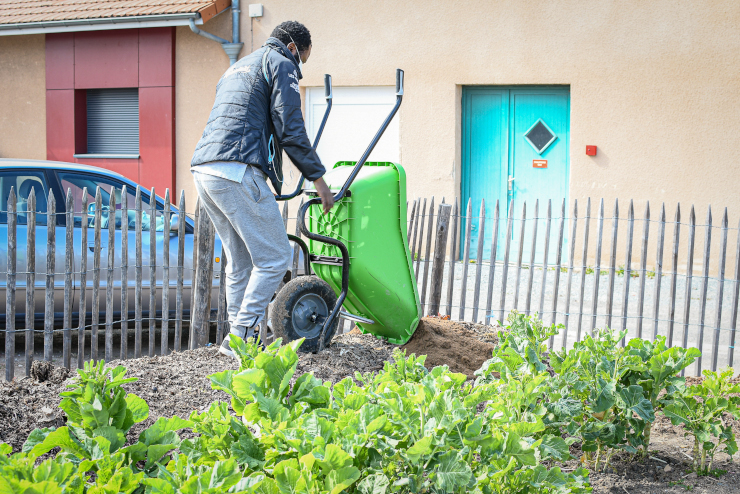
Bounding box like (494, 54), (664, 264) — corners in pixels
(4, 187), (740, 380)
(408, 196), (740, 376)
(0, 186), (343, 382)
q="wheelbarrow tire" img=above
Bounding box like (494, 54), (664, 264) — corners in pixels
(271, 276), (339, 353)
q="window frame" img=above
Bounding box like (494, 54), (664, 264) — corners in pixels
(50, 170), (193, 233)
(72, 88), (141, 160)
(0, 168), (61, 226)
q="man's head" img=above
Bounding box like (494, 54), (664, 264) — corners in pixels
(271, 21), (312, 64)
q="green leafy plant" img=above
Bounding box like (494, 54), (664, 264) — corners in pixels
(662, 368), (740, 474)
(6, 313), (734, 494)
(24, 360), (149, 461)
(551, 329), (654, 471)
(622, 337), (700, 452)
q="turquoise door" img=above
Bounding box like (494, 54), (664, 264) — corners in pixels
(462, 86), (570, 261)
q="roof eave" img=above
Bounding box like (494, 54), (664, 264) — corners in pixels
(0, 13), (204, 36)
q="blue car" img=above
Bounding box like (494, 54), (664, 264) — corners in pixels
(0, 159), (222, 327)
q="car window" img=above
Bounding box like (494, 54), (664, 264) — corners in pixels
(0, 170), (50, 225)
(57, 172), (165, 232)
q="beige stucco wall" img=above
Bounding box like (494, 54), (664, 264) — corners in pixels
(177, 0), (740, 271)
(175, 12), (234, 210)
(0, 34), (46, 160)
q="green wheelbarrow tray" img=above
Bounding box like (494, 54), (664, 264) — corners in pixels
(306, 161), (422, 344)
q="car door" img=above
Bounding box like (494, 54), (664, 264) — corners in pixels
(0, 169), (63, 328)
(53, 171), (203, 326)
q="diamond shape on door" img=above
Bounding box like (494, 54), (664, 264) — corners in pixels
(524, 118), (557, 154)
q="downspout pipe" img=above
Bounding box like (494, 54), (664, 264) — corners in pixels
(189, 0), (243, 65)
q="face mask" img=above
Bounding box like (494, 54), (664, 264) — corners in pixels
(278, 28), (303, 70)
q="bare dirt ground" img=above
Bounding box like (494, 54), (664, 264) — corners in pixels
(2, 317), (740, 493)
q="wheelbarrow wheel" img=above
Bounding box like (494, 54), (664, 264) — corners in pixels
(271, 276), (339, 353)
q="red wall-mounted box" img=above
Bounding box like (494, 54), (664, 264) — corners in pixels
(586, 145), (597, 156)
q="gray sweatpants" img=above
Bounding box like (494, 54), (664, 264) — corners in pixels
(193, 166), (291, 332)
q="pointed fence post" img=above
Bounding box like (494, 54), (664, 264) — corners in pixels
(575, 198), (591, 343)
(192, 200), (215, 348)
(590, 199), (604, 335)
(539, 200), (552, 319)
(78, 189), (88, 368)
(149, 187), (157, 357)
(6, 187), (16, 381)
(407, 199), (417, 244)
(134, 187), (142, 359)
(91, 188), (102, 363)
(121, 186), (129, 360)
(499, 200), (514, 325)
(459, 198), (473, 320)
(525, 200), (538, 316)
(216, 248), (227, 345)
(652, 204), (666, 341)
(174, 191), (186, 352)
(45, 191), (56, 362)
(414, 198), (427, 279)
(513, 202), (527, 311)
(161, 190), (171, 355)
(711, 209), (728, 372)
(636, 202), (651, 340)
(563, 200), (578, 349)
(484, 201), (500, 324)
(411, 198), (423, 262)
(105, 187), (116, 363)
(445, 200), (459, 317)
(420, 197), (435, 311)
(620, 201), (635, 345)
(549, 199), (566, 344)
(696, 207), (712, 375)
(605, 199), (619, 329)
(667, 205), (681, 348)
(681, 207), (697, 375)
(25, 188), (36, 376)
(63, 189), (74, 369)
(428, 204), (452, 316)
(472, 199), (486, 322)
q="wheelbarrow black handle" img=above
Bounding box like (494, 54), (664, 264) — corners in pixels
(331, 68), (404, 203)
(274, 74), (333, 201)
(297, 68), (405, 351)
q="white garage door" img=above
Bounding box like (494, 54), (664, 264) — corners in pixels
(305, 86), (399, 170)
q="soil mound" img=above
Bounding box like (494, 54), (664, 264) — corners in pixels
(295, 332), (394, 384)
(401, 317), (498, 379)
(30, 360), (70, 383)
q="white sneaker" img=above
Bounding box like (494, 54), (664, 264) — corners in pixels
(219, 335), (236, 358)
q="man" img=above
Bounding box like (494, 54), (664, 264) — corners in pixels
(190, 21), (334, 358)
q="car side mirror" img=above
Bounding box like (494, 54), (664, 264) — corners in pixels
(169, 213), (179, 233)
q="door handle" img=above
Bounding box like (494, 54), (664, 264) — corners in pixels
(508, 175), (515, 191)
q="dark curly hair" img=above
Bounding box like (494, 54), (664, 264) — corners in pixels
(270, 21), (312, 52)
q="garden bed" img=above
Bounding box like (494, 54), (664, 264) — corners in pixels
(2, 317), (740, 493)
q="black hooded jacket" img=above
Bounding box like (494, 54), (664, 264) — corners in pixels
(190, 37), (325, 194)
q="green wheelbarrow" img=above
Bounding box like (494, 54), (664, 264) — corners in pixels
(271, 69), (421, 352)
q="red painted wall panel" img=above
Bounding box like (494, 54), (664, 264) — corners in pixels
(139, 86), (176, 193)
(46, 28), (176, 196)
(46, 90), (75, 161)
(139, 27), (175, 88)
(74, 30), (139, 89)
(45, 33), (74, 90)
